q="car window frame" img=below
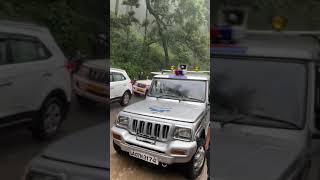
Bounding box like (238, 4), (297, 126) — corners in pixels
(112, 72), (126, 82)
(6, 34), (52, 65)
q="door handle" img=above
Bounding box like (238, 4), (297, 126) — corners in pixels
(0, 82), (12, 87)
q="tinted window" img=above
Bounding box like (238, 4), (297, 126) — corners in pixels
(149, 78), (206, 102)
(10, 39), (51, 64)
(113, 72), (126, 81)
(213, 58), (307, 129)
(0, 40), (6, 65)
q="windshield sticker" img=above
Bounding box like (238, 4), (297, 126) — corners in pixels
(149, 106), (172, 113)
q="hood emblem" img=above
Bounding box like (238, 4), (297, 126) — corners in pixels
(149, 106), (172, 113)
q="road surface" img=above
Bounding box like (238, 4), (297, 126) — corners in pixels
(0, 95), (106, 180)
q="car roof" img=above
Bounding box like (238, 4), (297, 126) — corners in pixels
(110, 67), (127, 73)
(154, 73), (210, 81)
(0, 20), (50, 37)
(42, 124), (109, 169)
(212, 32), (320, 60)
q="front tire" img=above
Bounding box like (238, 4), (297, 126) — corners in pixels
(185, 139), (206, 179)
(113, 141), (124, 154)
(31, 97), (65, 140)
(120, 91), (131, 106)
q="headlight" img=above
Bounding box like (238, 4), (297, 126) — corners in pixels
(173, 127), (192, 141)
(25, 170), (62, 180)
(116, 115), (129, 128)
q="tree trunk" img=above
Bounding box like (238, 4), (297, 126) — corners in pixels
(146, 0), (169, 68)
(115, 0), (119, 17)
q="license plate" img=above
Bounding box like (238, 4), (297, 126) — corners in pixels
(87, 84), (105, 94)
(137, 88), (144, 93)
(136, 136), (155, 144)
(129, 150), (159, 165)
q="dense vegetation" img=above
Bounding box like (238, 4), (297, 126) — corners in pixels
(0, 0), (106, 58)
(111, 0), (209, 79)
(211, 0), (320, 30)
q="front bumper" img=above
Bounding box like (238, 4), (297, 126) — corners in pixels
(132, 86), (147, 95)
(72, 75), (108, 103)
(111, 126), (197, 164)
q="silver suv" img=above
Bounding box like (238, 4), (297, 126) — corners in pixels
(111, 69), (210, 179)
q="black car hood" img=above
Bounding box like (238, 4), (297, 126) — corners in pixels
(212, 127), (303, 180)
(43, 124), (109, 170)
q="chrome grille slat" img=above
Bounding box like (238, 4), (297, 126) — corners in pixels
(159, 124), (163, 139)
(130, 120), (170, 141)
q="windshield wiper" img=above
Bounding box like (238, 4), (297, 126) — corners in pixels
(218, 113), (300, 129)
(180, 96), (203, 102)
(218, 114), (246, 127)
(249, 113), (300, 129)
(155, 94), (180, 99)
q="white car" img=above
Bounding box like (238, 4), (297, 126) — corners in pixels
(132, 79), (152, 96)
(73, 59), (108, 104)
(110, 68), (132, 106)
(0, 21), (71, 139)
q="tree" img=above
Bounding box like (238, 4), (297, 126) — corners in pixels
(121, 0), (140, 48)
(146, 0), (172, 68)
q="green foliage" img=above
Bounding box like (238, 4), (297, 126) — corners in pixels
(0, 0), (105, 57)
(112, 0), (209, 79)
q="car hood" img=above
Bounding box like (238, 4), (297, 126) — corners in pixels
(83, 59), (106, 70)
(42, 124), (108, 170)
(212, 127), (303, 180)
(135, 80), (152, 85)
(123, 99), (205, 123)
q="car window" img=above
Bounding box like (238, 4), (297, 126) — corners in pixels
(113, 72), (126, 81)
(9, 39), (51, 64)
(0, 40), (6, 65)
(213, 57), (307, 129)
(110, 73), (113, 82)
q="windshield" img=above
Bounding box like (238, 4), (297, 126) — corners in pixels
(149, 78), (206, 102)
(212, 58), (307, 129)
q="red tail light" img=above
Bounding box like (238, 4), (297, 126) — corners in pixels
(130, 80), (136, 85)
(65, 62), (76, 72)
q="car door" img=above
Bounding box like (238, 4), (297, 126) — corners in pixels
(312, 65), (320, 138)
(110, 72), (115, 99)
(3, 35), (53, 115)
(0, 36), (15, 118)
(112, 72), (127, 98)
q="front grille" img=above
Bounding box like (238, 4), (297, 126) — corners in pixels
(88, 68), (107, 83)
(137, 83), (146, 88)
(131, 119), (171, 141)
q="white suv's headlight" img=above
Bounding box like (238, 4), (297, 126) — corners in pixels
(116, 115), (129, 128)
(173, 127), (192, 141)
